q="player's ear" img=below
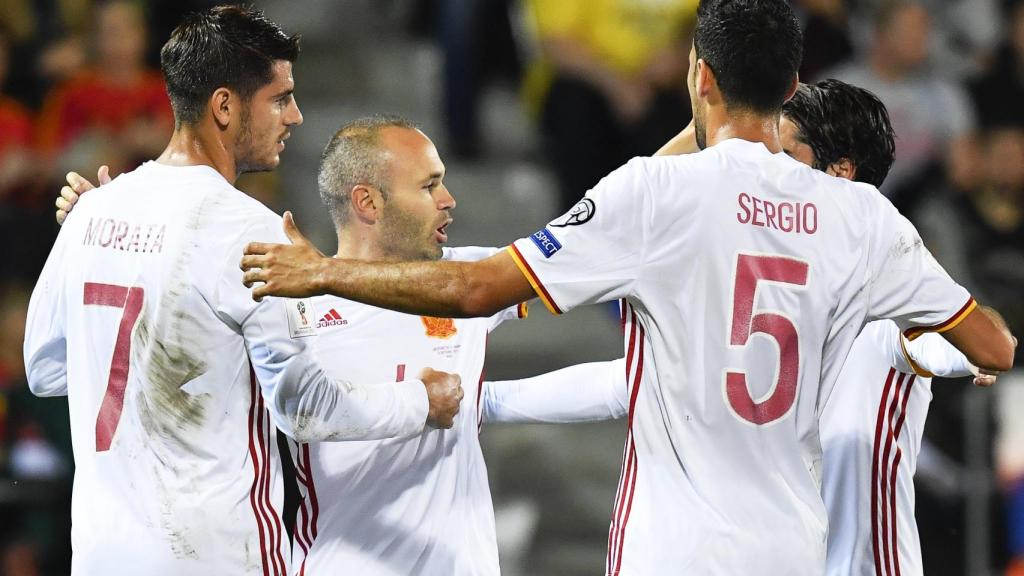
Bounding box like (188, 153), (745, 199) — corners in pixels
(210, 87), (234, 128)
(828, 158), (857, 181)
(783, 74), (799, 103)
(696, 59), (726, 110)
(695, 58), (713, 99)
(350, 184), (382, 223)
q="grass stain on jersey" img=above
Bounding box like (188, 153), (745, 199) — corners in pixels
(133, 309), (209, 438)
(133, 200), (213, 442)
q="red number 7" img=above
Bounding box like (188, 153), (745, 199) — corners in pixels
(84, 282), (145, 452)
(725, 254), (808, 425)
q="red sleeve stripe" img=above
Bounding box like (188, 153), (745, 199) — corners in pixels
(295, 443), (320, 575)
(506, 245), (563, 315)
(607, 305), (645, 574)
(871, 368), (917, 576)
(516, 301), (529, 319)
(257, 383), (287, 574)
(247, 367), (285, 576)
(903, 297), (976, 341)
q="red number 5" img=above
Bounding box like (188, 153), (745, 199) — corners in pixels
(84, 282), (145, 452)
(725, 254), (808, 425)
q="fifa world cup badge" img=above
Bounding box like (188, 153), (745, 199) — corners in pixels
(420, 316), (457, 339)
(286, 298), (318, 338)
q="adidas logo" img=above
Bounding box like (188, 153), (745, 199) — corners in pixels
(317, 309), (349, 328)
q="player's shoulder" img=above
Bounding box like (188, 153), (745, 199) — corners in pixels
(796, 163), (892, 217)
(442, 246), (502, 262)
(618, 151), (718, 203)
(643, 139), (785, 180)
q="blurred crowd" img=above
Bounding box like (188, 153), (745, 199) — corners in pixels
(1, 0), (1022, 574)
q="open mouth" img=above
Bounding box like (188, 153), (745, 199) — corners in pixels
(434, 219), (452, 243)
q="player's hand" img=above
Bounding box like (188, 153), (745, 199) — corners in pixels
(241, 211), (328, 301)
(973, 369), (998, 387)
(56, 165), (111, 225)
(420, 368), (463, 429)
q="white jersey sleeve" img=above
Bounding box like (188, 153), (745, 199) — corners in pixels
(866, 207), (974, 339)
(900, 332), (975, 378)
(24, 222), (71, 397)
(481, 359), (628, 424)
(215, 216), (428, 442)
(861, 321), (972, 378)
(508, 159), (650, 314)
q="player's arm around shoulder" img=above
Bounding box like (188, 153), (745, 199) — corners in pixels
(229, 210), (467, 439)
(941, 305), (1016, 376)
(871, 319), (975, 380)
(865, 199), (1015, 373)
(242, 212), (536, 318)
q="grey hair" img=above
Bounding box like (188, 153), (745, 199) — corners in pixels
(317, 114), (419, 225)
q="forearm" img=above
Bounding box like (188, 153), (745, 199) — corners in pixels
(942, 305), (1015, 372)
(259, 353), (429, 442)
(313, 258), (476, 317)
(311, 252), (532, 318)
(482, 359), (629, 424)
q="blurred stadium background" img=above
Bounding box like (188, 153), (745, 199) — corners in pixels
(0, 0), (1022, 574)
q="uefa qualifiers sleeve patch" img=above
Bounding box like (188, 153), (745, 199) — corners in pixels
(529, 227), (562, 258)
(285, 298), (318, 338)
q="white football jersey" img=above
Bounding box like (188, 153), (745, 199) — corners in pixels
(23, 162), (428, 576)
(288, 247), (525, 576)
(507, 139), (974, 575)
(822, 321), (973, 576)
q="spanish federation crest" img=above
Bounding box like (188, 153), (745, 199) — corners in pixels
(420, 316), (457, 339)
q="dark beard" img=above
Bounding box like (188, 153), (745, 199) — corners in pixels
(694, 109), (707, 151)
(234, 103), (273, 174)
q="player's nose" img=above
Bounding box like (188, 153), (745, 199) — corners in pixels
(287, 98), (303, 126)
(436, 184), (455, 210)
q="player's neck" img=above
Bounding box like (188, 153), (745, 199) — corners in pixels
(335, 228), (387, 262)
(335, 229), (431, 263)
(157, 125), (239, 184)
(705, 109), (783, 153)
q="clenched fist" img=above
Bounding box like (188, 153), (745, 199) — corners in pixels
(421, 368), (463, 429)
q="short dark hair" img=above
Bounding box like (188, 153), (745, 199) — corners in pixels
(694, 0), (802, 114)
(160, 5), (300, 126)
(782, 79), (896, 187)
(318, 114), (420, 225)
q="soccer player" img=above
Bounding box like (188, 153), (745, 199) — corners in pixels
(780, 79), (1004, 576)
(23, 7), (461, 576)
(240, 0), (1015, 573)
(286, 117), (528, 574)
(484, 79), (1009, 576)
(56, 117), (576, 575)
